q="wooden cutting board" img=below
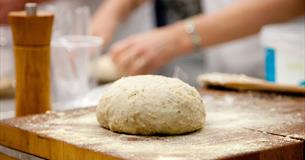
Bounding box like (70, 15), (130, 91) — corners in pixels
(0, 89), (304, 160)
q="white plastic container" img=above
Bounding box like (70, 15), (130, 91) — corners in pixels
(261, 19), (305, 86)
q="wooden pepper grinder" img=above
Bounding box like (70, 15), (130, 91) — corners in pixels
(9, 3), (54, 116)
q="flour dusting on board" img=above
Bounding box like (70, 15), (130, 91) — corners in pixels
(2, 91), (304, 160)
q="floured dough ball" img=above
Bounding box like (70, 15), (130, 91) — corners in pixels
(90, 54), (123, 83)
(96, 75), (206, 135)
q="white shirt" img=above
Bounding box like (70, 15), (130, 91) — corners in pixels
(203, 0), (264, 78)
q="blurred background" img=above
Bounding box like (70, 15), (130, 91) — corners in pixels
(0, 0), (155, 118)
(0, 0), (304, 119)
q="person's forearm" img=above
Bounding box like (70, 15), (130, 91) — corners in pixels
(90, 0), (147, 46)
(167, 0), (304, 57)
(195, 0), (305, 47)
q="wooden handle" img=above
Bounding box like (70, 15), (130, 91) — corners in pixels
(14, 46), (51, 116)
(9, 10), (54, 116)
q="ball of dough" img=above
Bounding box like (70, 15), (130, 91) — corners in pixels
(90, 54), (123, 83)
(96, 75), (206, 135)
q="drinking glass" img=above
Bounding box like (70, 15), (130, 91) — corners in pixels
(51, 35), (103, 103)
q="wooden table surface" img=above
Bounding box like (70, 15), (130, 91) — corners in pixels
(0, 89), (304, 160)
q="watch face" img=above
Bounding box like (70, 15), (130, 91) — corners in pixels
(155, 0), (202, 26)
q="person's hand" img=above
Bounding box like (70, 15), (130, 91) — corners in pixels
(0, 0), (26, 24)
(109, 23), (192, 75)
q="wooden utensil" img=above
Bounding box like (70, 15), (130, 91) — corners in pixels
(9, 3), (54, 116)
(198, 72), (305, 94)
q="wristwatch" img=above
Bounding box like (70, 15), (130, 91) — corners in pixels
(184, 18), (202, 51)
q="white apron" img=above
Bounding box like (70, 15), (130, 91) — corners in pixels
(203, 0), (264, 78)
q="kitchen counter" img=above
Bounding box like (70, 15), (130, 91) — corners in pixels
(0, 89), (304, 160)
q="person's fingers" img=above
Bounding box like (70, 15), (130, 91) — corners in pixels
(110, 40), (133, 63)
(128, 52), (152, 75)
(117, 46), (144, 73)
(130, 49), (167, 75)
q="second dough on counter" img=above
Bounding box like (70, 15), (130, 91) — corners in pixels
(90, 54), (124, 83)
